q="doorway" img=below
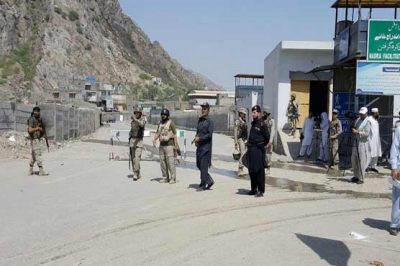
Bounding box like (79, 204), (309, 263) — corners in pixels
(309, 81), (329, 117)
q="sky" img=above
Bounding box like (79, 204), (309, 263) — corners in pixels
(119, 0), (397, 89)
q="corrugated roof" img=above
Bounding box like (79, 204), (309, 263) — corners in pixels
(332, 0), (400, 8)
(234, 74), (264, 79)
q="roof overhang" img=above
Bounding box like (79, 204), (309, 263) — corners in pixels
(234, 74), (264, 79)
(332, 0), (400, 8)
(307, 62), (355, 73)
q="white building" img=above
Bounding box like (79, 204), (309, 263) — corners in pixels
(264, 41), (334, 129)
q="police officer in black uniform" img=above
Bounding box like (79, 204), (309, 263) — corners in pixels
(247, 105), (270, 197)
(194, 102), (214, 190)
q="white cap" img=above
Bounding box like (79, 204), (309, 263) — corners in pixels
(371, 108), (379, 113)
(332, 109), (338, 114)
(359, 107), (368, 115)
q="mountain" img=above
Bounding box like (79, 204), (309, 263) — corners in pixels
(0, 0), (221, 103)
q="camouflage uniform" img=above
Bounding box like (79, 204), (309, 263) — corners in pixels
(155, 118), (177, 183)
(129, 108), (146, 180)
(263, 108), (275, 175)
(234, 108), (248, 176)
(27, 112), (48, 176)
(286, 94), (299, 136)
(329, 118), (342, 167)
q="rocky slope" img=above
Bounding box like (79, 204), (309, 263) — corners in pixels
(0, 0), (220, 103)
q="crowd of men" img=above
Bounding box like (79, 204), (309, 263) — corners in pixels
(25, 103), (400, 235)
(296, 106), (383, 185)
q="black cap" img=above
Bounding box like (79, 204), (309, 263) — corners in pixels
(161, 108), (170, 116)
(33, 106), (40, 112)
(251, 105), (261, 113)
(200, 102), (210, 108)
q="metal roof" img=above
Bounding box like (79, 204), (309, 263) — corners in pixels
(234, 74), (264, 79)
(332, 0), (400, 8)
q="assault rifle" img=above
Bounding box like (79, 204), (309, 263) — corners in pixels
(40, 119), (50, 152)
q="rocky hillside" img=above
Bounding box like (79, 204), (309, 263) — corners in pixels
(0, 0), (220, 103)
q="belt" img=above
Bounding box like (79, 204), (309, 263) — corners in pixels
(248, 142), (264, 147)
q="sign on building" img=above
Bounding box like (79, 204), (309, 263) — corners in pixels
(356, 60), (400, 95)
(338, 27), (349, 61)
(367, 20), (400, 62)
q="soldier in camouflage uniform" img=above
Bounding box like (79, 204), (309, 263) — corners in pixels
(262, 107), (275, 175)
(27, 106), (49, 176)
(329, 109), (342, 168)
(286, 93), (299, 136)
(129, 107), (146, 181)
(234, 108), (248, 176)
(153, 108), (178, 184)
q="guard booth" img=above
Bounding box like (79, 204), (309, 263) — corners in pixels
(311, 0), (400, 165)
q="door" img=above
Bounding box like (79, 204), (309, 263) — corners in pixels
(290, 80), (310, 128)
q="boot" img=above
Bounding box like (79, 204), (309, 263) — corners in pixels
(28, 166), (33, 175)
(38, 167), (49, 176)
(238, 167), (245, 176)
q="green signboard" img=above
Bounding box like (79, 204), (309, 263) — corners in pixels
(368, 20), (400, 62)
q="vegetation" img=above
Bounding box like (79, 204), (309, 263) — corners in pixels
(139, 73), (152, 80)
(0, 41), (38, 82)
(68, 10), (79, 21)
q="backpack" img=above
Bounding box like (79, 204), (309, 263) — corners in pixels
(159, 120), (173, 142)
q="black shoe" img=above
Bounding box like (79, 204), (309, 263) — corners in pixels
(247, 190), (257, 196)
(205, 181), (215, 190)
(297, 155), (304, 158)
(350, 177), (359, 183)
(316, 158), (323, 162)
(389, 227), (399, 236)
(370, 168), (379, 173)
(255, 192), (264, 197)
(199, 183), (206, 188)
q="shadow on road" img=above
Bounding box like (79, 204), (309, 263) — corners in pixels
(176, 161), (237, 178)
(236, 188), (251, 196)
(296, 233), (351, 266)
(362, 218), (390, 232)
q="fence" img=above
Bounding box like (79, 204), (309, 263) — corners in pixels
(0, 102), (101, 142)
(147, 108), (236, 135)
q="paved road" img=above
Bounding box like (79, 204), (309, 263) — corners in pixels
(0, 122), (399, 265)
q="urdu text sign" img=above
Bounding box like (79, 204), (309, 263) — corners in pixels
(356, 61), (400, 95)
(368, 20), (400, 62)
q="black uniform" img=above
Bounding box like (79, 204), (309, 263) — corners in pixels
(196, 115), (214, 188)
(248, 117), (270, 194)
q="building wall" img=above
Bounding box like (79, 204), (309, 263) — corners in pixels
(264, 42), (334, 129)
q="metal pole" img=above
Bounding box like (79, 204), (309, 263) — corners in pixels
(395, 8), (398, 19)
(345, 0), (349, 27)
(335, 7), (338, 37)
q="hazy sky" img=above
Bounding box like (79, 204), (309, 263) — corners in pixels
(119, 0), (396, 89)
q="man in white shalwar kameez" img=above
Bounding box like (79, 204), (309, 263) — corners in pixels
(350, 107), (371, 184)
(317, 112), (329, 163)
(389, 126), (400, 236)
(298, 112), (314, 159)
(367, 108), (382, 173)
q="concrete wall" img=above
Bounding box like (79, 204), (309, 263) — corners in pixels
(0, 102), (101, 141)
(264, 41), (334, 129)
